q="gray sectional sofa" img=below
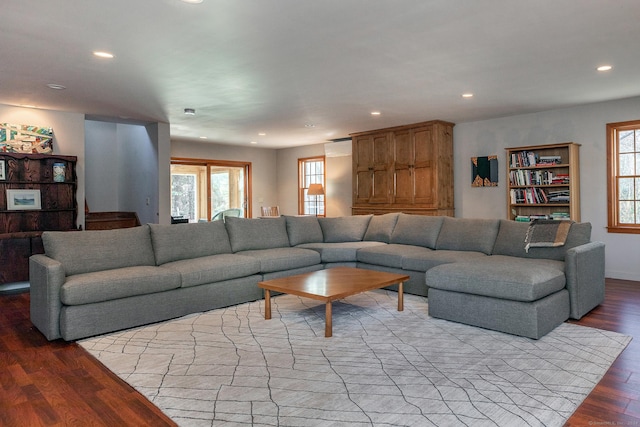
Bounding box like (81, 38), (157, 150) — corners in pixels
(29, 213), (605, 341)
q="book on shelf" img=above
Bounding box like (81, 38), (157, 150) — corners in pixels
(509, 169), (561, 186)
(510, 151), (539, 168)
(514, 213), (570, 221)
(509, 187), (549, 204)
(537, 155), (562, 165)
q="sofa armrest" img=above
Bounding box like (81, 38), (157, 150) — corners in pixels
(29, 254), (66, 340)
(565, 241), (605, 319)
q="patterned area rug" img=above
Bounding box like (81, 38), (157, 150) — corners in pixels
(80, 291), (630, 427)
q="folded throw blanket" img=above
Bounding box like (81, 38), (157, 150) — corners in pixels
(524, 219), (574, 252)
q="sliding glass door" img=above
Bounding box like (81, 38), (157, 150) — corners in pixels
(171, 159), (251, 222)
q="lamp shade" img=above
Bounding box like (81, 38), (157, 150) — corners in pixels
(307, 183), (324, 196)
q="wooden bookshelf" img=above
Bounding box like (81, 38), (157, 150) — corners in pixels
(505, 142), (580, 222)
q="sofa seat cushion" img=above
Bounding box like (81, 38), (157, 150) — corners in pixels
(357, 244), (431, 269)
(237, 247), (321, 273)
(402, 250), (487, 272)
(426, 256), (566, 302)
(161, 254), (261, 288)
(298, 241), (385, 263)
(61, 266), (181, 306)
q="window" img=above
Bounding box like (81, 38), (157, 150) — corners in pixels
(171, 159), (251, 222)
(607, 120), (640, 233)
(299, 156), (325, 216)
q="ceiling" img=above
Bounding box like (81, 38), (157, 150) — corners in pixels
(1, 0), (639, 148)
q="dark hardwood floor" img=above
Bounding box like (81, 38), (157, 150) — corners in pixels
(1, 279), (639, 426)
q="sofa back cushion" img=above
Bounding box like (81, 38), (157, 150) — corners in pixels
(492, 219), (592, 261)
(284, 215), (324, 246)
(225, 216), (290, 252)
(435, 217), (500, 254)
(318, 215), (372, 243)
(149, 221), (232, 265)
(390, 213), (444, 248)
(363, 213), (399, 243)
(43, 225), (156, 276)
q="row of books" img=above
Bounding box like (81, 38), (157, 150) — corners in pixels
(547, 189), (570, 203)
(509, 169), (570, 186)
(510, 151), (563, 168)
(510, 188), (571, 204)
(514, 212), (571, 222)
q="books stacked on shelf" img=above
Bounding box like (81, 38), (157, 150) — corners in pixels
(537, 155), (562, 165)
(509, 188), (548, 204)
(550, 173), (570, 184)
(509, 169), (560, 186)
(514, 214), (552, 222)
(510, 152), (564, 168)
(550, 212), (571, 220)
(514, 213), (570, 222)
(548, 190), (570, 203)
(510, 151), (539, 168)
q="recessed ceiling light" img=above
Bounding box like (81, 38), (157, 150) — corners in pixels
(46, 83), (66, 90)
(181, 0), (203, 3)
(258, 132), (266, 136)
(371, 111), (381, 116)
(93, 51), (114, 59)
(597, 65), (613, 72)
(462, 93), (474, 98)
(199, 136), (207, 139)
(184, 108), (196, 115)
(250, 141), (258, 144)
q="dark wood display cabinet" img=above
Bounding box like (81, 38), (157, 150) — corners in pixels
(0, 153), (78, 291)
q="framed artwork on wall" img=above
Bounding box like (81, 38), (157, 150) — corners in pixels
(471, 155), (499, 187)
(0, 160), (5, 180)
(6, 189), (41, 210)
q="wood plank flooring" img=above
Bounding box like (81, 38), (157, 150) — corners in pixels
(1, 278), (639, 426)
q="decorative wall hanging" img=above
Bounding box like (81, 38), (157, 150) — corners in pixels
(471, 155), (499, 187)
(6, 189), (42, 210)
(0, 123), (53, 153)
(53, 162), (66, 182)
(0, 160), (5, 180)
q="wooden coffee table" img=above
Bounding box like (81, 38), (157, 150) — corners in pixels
(257, 267), (410, 337)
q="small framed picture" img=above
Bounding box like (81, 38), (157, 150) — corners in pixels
(6, 189), (42, 210)
(0, 160), (5, 180)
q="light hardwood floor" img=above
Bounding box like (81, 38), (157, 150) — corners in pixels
(1, 278), (639, 426)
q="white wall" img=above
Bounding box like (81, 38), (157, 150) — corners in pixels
(454, 95), (640, 281)
(171, 140), (278, 218)
(117, 124), (159, 224)
(0, 104), (86, 227)
(85, 121), (119, 211)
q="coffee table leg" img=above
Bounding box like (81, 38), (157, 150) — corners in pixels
(264, 289), (271, 320)
(398, 282), (404, 311)
(325, 301), (332, 337)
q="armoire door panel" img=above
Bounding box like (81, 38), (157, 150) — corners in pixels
(413, 127), (435, 205)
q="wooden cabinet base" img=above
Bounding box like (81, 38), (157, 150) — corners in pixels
(351, 207), (454, 216)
